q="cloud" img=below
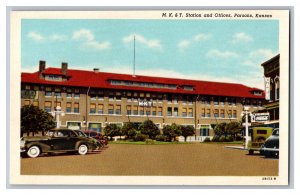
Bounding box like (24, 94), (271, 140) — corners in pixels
(122, 34), (162, 51)
(193, 33), (211, 41)
(231, 32), (253, 44)
(27, 32), (45, 41)
(206, 49), (238, 58)
(178, 40), (191, 50)
(50, 34), (67, 41)
(72, 29), (111, 50)
(249, 49), (276, 61)
(178, 33), (211, 51)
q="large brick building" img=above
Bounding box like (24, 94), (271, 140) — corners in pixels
(21, 61), (266, 139)
(261, 54), (280, 128)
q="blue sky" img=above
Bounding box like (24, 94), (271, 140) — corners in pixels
(21, 19), (279, 89)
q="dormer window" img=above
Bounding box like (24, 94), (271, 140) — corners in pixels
(45, 75), (62, 81)
(183, 85), (194, 91)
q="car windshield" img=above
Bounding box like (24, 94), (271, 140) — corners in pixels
(76, 131), (87, 137)
(272, 129), (279, 136)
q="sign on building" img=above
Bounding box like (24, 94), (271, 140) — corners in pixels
(138, 101), (153, 107)
(265, 77), (271, 100)
(251, 113), (270, 122)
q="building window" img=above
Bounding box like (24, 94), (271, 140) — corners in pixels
(201, 108), (205, 118)
(220, 97), (225, 105)
(127, 92), (132, 101)
(90, 103), (96, 114)
(157, 94), (163, 103)
(66, 102), (72, 113)
(90, 93), (97, 100)
(108, 105), (114, 115)
(98, 104), (104, 114)
(116, 105), (121, 115)
(188, 108), (193, 117)
(45, 91), (52, 97)
(214, 97), (219, 105)
(206, 109), (211, 118)
(44, 101), (52, 112)
(158, 107), (163, 116)
(133, 106), (138, 115)
(146, 107), (151, 116)
(116, 92), (122, 101)
(200, 125), (210, 136)
(66, 93), (72, 98)
(182, 108), (187, 117)
(173, 107), (178, 116)
(74, 103), (79, 113)
(33, 101), (39, 107)
(24, 100), (30, 106)
(152, 107), (157, 116)
(167, 95), (172, 104)
(54, 101), (61, 109)
(88, 123), (102, 133)
(139, 106), (144, 115)
(98, 91), (104, 100)
(74, 93), (80, 99)
(67, 122), (81, 131)
(275, 79), (280, 100)
(233, 110), (237, 118)
(220, 109), (225, 118)
(126, 105), (132, 115)
(109, 92), (114, 101)
(173, 95), (178, 104)
(228, 110), (232, 118)
(167, 107), (172, 116)
(214, 109), (219, 118)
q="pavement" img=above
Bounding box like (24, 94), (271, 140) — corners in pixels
(21, 143), (278, 176)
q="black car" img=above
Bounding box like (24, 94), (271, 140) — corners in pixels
(261, 128), (279, 158)
(20, 128), (101, 158)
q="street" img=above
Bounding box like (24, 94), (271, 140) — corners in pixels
(21, 143), (278, 176)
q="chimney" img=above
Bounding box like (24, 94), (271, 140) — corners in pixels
(61, 62), (68, 75)
(93, 68), (99, 73)
(39, 60), (46, 73)
(39, 60), (46, 79)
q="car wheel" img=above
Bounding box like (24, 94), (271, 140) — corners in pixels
(27, 146), (40, 158)
(78, 144), (88, 155)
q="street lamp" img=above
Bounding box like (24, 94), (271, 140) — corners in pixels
(51, 106), (65, 129)
(241, 106), (251, 149)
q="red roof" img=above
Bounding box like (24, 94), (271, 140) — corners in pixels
(21, 68), (265, 99)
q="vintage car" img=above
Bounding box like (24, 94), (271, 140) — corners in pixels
(20, 128), (101, 158)
(261, 128), (279, 158)
(83, 130), (108, 147)
(248, 127), (273, 155)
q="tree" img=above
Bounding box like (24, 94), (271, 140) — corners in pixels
(21, 105), (55, 137)
(139, 119), (160, 139)
(122, 122), (137, 139)
(180, 125), (195, 142)
(103, 124), (122, 140)
(225, 121), (241, 140)
(214, 122), (227, 136)
(162, 123), (182, 142)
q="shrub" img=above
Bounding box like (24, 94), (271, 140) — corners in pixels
(225, 135), (234, 142)
(235, 135), (243, 141)
(139, 120), (160, 139)
(212, 135), (220, 142)
(155, 135), (168, 142)
(203, 137), (211, 142)
(219, 135), (226, 142)
(134, 133), (149, 141)
(145, 139), (155, 145)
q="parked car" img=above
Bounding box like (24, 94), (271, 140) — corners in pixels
(83, 130), (108, 147)
(20, 128), (101, 158)
(248, 127), (273, 155)
(261, 128), (279, 158)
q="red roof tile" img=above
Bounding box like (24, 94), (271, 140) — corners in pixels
(21, 68), (265, 99)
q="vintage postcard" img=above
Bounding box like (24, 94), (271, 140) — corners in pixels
(10, 9), (289, 185)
